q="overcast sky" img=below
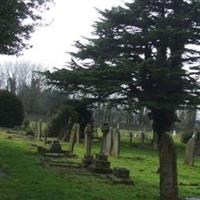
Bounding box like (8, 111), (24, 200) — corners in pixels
(13, 0), (131, 69)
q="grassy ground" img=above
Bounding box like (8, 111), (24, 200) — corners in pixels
(0, 129), (200, 200)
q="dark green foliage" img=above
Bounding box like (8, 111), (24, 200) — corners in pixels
(0, 90), (24, 128)
(44, 0), (200, 138)
(0, 0), (53, 55)
(47, 100), (92, 137)
(23, 120), (30, 130)
(47, 105), (78, 137)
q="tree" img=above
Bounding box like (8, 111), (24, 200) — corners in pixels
(0, 90), (24, 127)
(45, 0), (200, 139)
(44, 1), (200, 199)
(0, 0), (53, 55)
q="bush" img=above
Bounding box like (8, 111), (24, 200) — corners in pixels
(47, 100), (92, 138)
(0, 90), (24, 128)
(47, 105), (78, 137)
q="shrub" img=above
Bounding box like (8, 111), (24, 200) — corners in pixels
(47, 105), (78, 137)
(0, 90), (24, 128)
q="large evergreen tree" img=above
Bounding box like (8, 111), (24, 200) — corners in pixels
(45, 0), (200, 139)
(0, 0), (53, 55)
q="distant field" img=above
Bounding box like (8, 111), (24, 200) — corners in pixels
(0, 129), (200, 200)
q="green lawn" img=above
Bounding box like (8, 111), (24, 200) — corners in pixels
(0, 130), (200, 200)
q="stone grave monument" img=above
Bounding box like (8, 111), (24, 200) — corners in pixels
(89, 154), (112, 174)
(113, 128), (120, 158)
(82, 123), (94, 167)
(100, 122), (110, 155)
(106, 127), (113, 155)
(68, 123), (79, 153)
(107, 167), (134, 185)
(185, 137), (195, 166)
(159, 133), (178, 200)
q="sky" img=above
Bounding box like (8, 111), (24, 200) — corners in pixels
(14, 0), (131, 69)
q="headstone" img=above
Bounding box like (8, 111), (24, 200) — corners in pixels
(76, 123), (80, 144)
(106, 127), (113, 155)
(129, 132), (133, 144)
(63, 117), (72, 141)
(82, 123), (94, 167)
(44, 130), (47, 144)
(49, 140), (63, 153)
(37, 120), (42, 141)
(113, 128), (120, 158)
(84, 123), (93, 156)
(68, 123), (78, 153)
(159, 133), (178, 200)
(100, 122), (110, 155)
(107, 167), (134, 185)
(89, 154), (112, 174)
(185, 137), (195, 166)
(194, 131), (200, 156)
(141, 130), (145, 144)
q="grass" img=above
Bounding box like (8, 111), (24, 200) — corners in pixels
(0, 129), (200, 200)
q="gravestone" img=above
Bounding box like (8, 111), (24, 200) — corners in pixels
(84, 123), (93, 156)
(141, 130), (145, 144)
(159, 133), (178, 200)
(107, 167), (134, 185)
(49, 140), (63, 153)
(68, 123), (78, 153)
(89, 154), (112, 174)
(37, 120), (42, 141)
(63, 117), (72, 141)
(106, 127), (113, 155)
(185, 137), (195, 166)
(76, 123), (80, 144)
(100, 122), (110, 155)
(129, 132), (133, 144)
(80, 122), (92, 166)
(113, 128), (120, 158)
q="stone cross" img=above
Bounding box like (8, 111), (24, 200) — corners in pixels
(185, 137), (195, 166)
(100, 122), (110, 155)
(159, 133), (178, 200)
(68, 123), (79, 153)
(113, 128), (120, 158)
(84, 123), (93, 156)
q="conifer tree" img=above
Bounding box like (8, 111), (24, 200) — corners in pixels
(45, 0), (200, 140)
(0, 0), (53, 55)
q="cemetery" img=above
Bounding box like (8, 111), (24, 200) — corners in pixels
(1, 0), (200, 200)
(0, 121), (200, 200)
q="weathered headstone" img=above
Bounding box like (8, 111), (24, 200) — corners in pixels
(107, 167), (134, 185)
(100, 122), (110, 155)
(37, 120), (42, 141)
(159, 133), (178, 200)
(141, 130), (145, 144)
(63, 117), (72, 141)
(49, 140), (63, 153)
(76, 123), (80, 144)
(129, 132), (133, 144)
(185, 137), (195, 166)
(68, 123), (78, 153)
(113, 128), (120, 158)
(106, 127), (113, 155)
(89, 154), (112, 174)
(84, 123), (93, 156)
